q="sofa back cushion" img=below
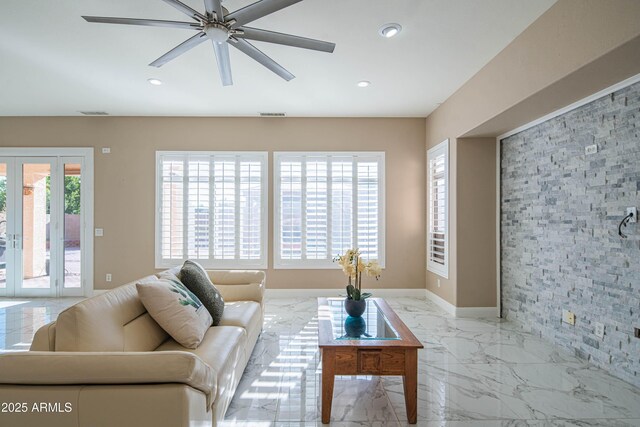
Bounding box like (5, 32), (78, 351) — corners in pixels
(162, 268), (265, 304)
(55, 277), (169, 352)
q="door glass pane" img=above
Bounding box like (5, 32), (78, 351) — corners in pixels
(64, 163), (81, 288)
(22, 163), (51, 289)
(0, 163), (7, 289)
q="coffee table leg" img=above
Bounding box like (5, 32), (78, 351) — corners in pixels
(403, 348), (418, 424)
(321, 348), (335, 424)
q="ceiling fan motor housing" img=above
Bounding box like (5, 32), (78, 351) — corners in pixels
(205, 23), (229, 43)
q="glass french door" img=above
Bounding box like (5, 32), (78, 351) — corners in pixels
(0, 156), (86, 297)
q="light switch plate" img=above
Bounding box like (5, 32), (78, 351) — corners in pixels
(562, 309), (576, 326)
(95, 228), (104, 237)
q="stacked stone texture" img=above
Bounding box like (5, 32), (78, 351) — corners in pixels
(501, 81), (640, 387)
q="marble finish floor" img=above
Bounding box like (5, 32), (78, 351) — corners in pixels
(1, 297), (639, 426)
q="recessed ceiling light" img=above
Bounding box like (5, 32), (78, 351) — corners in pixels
(379, 23), (402, 38)
(147, 78), (163, 86)
(357, 81), (371, 88)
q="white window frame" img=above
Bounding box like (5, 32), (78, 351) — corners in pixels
(427, 139), (449, 278)
(155, 151), (268, 270)
(273, 151), (385, 269)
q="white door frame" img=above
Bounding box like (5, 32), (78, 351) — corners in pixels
(0, 148), (94, 297)
(0, 157), (16, 298)
(15, 157), (59, 297)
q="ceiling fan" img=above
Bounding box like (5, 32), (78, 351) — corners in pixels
(83, 0), (336, 86)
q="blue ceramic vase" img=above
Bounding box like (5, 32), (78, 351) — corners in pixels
(344, 298), (366, 317)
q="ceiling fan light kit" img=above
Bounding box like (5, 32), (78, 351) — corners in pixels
(83, 0), (336, 86)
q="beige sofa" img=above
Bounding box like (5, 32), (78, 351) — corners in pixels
(0, 268), (265, 427)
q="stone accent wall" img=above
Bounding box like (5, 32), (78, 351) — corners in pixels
(501, 81), (640, 387)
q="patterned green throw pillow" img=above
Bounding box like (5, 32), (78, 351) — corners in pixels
(179, 260), (225, 326)
(136, 275), (212, 349)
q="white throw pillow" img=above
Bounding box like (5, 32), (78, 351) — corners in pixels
(137, 275), (213, 349)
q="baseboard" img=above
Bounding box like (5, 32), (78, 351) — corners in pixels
(425, 289), (499, 318)
(92, 286), (497, 318)
(424, 289), (456, 316)
(265, 288), (427, 299)
(455, 306), (499, 318)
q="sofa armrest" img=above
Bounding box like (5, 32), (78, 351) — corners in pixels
(0, 351), (216, 406)
(30, 321), (56, 351)
(207, 270), (265, 305)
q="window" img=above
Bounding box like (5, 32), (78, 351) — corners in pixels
(427, 140), (448, 277)
(274, 152), (385, 269)
(155, 151), (267, 269)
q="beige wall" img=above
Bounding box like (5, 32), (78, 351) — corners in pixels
(0, 117), (426, 291)
(457, 138), (496, 308)
(425, 0), (640, 307)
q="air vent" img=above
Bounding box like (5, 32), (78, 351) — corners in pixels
(79, 111), (109, 116)
(259, 112), (286, 117)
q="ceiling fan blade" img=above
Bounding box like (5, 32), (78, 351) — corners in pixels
(82, 16), (202, 30)
(204, 0), (224, 21)
(229, 38), (294, 81)
(225, 0), (302, 28)
(150, 32), (208, 67)
(160, 0), (207, 22)
(236, 27), (335, 53)
(212, 41), (233, 86)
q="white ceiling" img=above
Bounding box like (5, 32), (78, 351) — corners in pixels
(0, 0), (556, 117)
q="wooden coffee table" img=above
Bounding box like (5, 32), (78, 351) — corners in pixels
(317, 297), (423, 424)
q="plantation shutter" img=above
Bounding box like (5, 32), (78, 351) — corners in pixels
(279, 159), (303, 260)
(306, 159), (328, 259)
(160, 157), (185, 260)
(427, 141), (448, 277)
(330, 160), (353, 258)
(275, 153), (384, 268)
(356, 161), (379, 260)
(157, 152), (267, 268)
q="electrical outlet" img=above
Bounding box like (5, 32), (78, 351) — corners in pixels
(94, 228), (103, 237)
(594, 322), (604, 338)
(585, 144), (598, 155)
(437, 279), (441, 288)
(106, 274), (112, 282)
(562, 309), (576, 326)
(102, 147), (111, 154)
(627, 207), (637, 223)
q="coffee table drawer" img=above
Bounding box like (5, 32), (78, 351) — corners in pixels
(358, 349), (405, 375)
(334, 349), (357, 374)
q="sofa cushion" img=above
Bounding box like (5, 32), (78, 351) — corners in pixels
(156, 326), (246, 401)
(219, 301), (263, 364)
(137, 276), (212, 349)
(179, 260), (225, 326)
(56, 278), (168, 352)
(219, 301), (262, 333)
